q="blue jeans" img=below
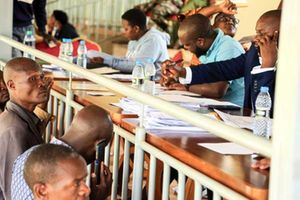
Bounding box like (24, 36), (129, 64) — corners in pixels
(12, 25), (34, 57)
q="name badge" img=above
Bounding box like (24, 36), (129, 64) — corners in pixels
(18, 0), (34, 4)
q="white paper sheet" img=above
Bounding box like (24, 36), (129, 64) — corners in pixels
(89, 67), (120, 74)
(71, 82), (109, 91)
(104, 74), (132, 81)
(214, 109), (254, 130)
(87, 91), (115, 96)
(159, 90), (201, 97)
(198, 142), (254, 155)
(158, 94), (239, 107)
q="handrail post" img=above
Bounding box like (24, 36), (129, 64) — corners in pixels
(65, 72), (74, 128)
(131, 126), (146, 200)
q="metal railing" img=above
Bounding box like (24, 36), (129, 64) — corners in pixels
(46, 0), (150, 40)
(0, 35), (270, 199)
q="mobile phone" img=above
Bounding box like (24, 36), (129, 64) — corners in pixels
(207, 105), (241, 110)
(94, 140), (106, 184)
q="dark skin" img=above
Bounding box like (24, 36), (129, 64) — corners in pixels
(161, 15), (280, 83)
(59, 105), (113, 199)
(162, 18), (230, 98)
(3, 58), (53, 112)
(251, 158), (270, 170)
(90, 19), (147, 64)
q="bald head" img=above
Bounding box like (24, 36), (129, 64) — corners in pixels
(3, 57), (41, 84)
(62, 105), (113, 163)
(258, 10), (281, 32)
(178, 14), (214, 40)
(68, 105), (113, 141)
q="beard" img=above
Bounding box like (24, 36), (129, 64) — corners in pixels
(194, 46), (207, 58)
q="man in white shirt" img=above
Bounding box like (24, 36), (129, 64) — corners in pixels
(89, 8), (170, 74)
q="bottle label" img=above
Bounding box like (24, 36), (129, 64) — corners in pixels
(256, 109), (267, 117)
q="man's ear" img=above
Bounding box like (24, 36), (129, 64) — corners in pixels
(6, 80), (15, 90)
(33, 183), (48, 200)
(133, 25), (140, 33)
(273, 30), (279, 45)
(196, 37), (205, 47)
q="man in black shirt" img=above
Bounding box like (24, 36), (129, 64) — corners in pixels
(12, 0), (47, 57)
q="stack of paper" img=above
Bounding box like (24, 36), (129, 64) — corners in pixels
(117, 97), (208, 131)
(198, 142), (254, 155)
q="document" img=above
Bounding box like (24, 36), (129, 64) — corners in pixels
(104, 74), (132, 81)
(198, 142), (254, 155)
(71, 82), (109, 91)
(158, 94), (239, 107)
(87, 91), (115, 96)
(89, 67), (120, 74)
(214, 109), (254, 130)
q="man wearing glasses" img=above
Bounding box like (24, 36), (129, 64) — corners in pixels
(213, 12), (239, 38)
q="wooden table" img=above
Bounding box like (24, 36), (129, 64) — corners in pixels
(51, 79), (269, 200)
(121, 118), (269, 200)
(52, 80), (136, 124)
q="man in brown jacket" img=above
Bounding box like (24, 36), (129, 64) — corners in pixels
(0, 57), (51, 200)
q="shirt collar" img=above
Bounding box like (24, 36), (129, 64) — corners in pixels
(200, 28), (224, 59)
(6, 101), (40, 126)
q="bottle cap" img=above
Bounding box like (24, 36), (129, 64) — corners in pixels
(135, 60), (144, 65)
(62, 38), (67, 43)
(260, 86), (269, 93)
(26, 30), (32, 35)
(79, 40), (85, 45)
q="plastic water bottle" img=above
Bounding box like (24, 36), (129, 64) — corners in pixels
(132, 60), (145, 90)
(59, 38), (67, 61)
(253, 86), (272, 138)
(23, 30), (36, 60)
(65, 39), (73, 63)
(76, 40), (87, 69)
(144, 58), (156, 95)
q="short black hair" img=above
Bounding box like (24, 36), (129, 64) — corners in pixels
(53, 10), (69, 25)
(179, 14), (214, 39)
(24, 144), (82, 191)
(121, 8), (146, 30)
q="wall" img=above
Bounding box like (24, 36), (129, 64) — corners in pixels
(234, 0), (281, 40)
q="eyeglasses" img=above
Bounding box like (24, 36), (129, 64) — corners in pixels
(216, 16), (240, 25)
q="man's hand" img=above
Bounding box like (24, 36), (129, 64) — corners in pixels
(218, 0), (237, 15)
(168, 83), (188, 91)
(251, 158), (270, 170)
(90, 57), (104, 64)
(160, 60), (186, 86)
(254, 31), (279, 68)
(90, 162), (113, 200)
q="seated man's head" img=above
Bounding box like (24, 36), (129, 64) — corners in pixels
(24, 144), (90, 200)
(62, 105), (113, 163)
(51, 10), (69, 30)
(255, 10), (281, 48)
(121, 8), (147, 41)
(213, 13), (239, 37)
(0, 71), (9, 106)
(3, 58), (49, 111)
(178, 14), (216, 58)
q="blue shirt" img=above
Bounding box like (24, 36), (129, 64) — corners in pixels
(11, 138), (69, 200)
(199, 29), (245, 106)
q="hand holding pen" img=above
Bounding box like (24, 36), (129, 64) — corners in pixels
(160, 59), (185, 86)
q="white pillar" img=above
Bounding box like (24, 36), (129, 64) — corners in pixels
(0, 0), (13, 60)
(270, 1), (300, 199)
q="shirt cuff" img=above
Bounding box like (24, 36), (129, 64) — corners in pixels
(251, 65), (276, 74)
(179, 67), (192, 84)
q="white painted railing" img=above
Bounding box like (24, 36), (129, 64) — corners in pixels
(0, 36), (269, 200)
